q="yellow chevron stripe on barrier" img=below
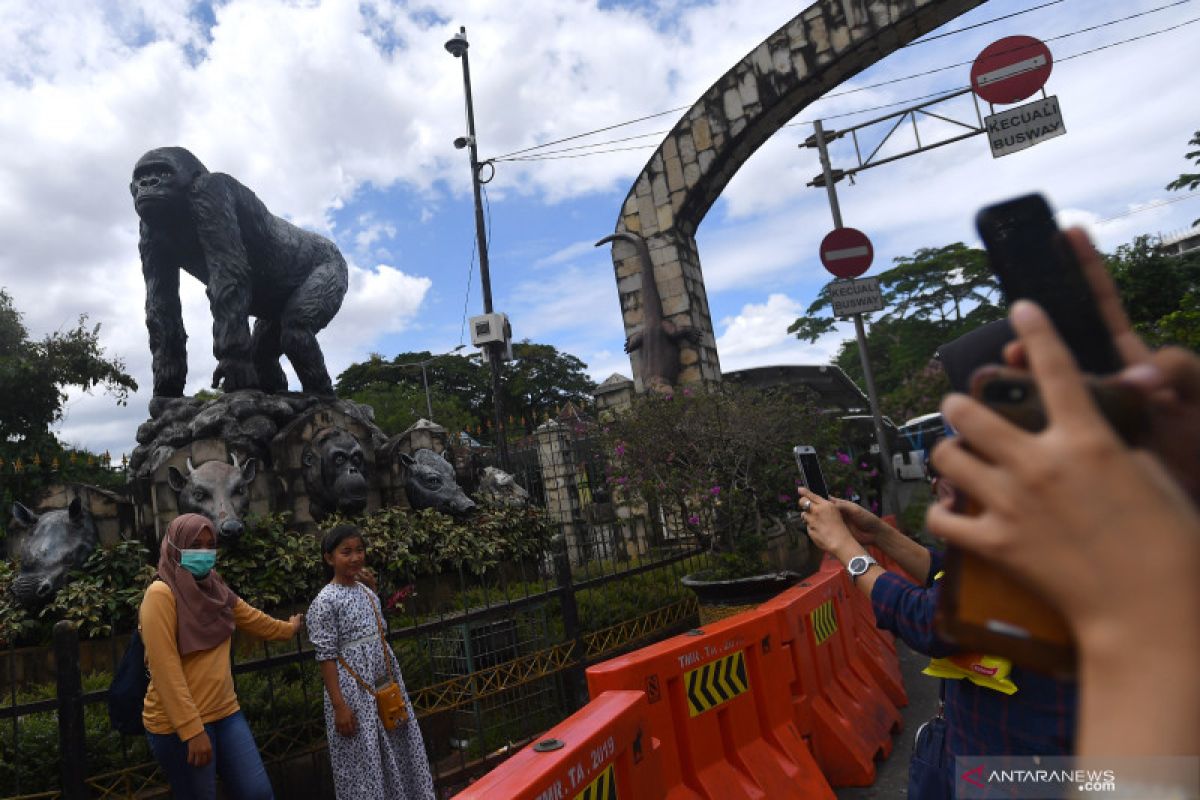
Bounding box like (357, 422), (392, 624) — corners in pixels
(684, 650), (748, 717)
(573, 763), (617, 800)
(810, 599), (838, 645)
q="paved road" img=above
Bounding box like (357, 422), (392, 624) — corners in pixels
(836, 642), (940, 799)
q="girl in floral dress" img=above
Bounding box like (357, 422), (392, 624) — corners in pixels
(307, 525), (435, 799)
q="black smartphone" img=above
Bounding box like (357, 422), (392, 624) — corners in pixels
(975, 193), (1121, 375)
(793, 445), (829, 499)
(974, 367), (1149, 445)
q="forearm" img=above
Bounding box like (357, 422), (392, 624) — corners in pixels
(233, 600), (294, 641)
(873, 524), (933, 584)
(320, 659), (349, 709)
(1076, 606), (1200, 757)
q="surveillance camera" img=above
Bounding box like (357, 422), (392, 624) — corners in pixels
(453, 136), (474, 150)
(444, 29), (469, 57)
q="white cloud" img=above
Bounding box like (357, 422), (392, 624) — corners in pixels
(715, 293), (847, 370)
(4, 0), (1199, 460)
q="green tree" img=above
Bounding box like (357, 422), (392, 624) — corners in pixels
(336, 341), (595, 439)
(0, 289), (137, 451)
(790, 244), (1003, 413)
(603, 385), (855, 579)
(1166, 129), (1200, 225)
(0, 289), (136, 538)
(1107, 235), (1200, 349)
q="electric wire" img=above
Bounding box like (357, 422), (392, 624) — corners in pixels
(494, 9), (1199, 164)
(487, 0), (1195, 163)
(903, 0), (1067, 46)
(1095, 193), (1199, 225)
(458, 232), (476, 347)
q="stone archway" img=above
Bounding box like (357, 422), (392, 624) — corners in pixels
(604, 0), (984, 392)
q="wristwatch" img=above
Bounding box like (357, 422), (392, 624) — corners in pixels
(847, 554), (879, 583)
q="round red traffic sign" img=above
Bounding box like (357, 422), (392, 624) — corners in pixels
(819, 227), (873, 278)
(970, 36), (1053, 105)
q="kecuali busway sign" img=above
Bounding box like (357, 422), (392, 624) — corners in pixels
(830, 277), (884, 317)
(985, 96), (1065, 158)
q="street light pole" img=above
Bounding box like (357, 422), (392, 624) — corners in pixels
(446, 26), (510, 470)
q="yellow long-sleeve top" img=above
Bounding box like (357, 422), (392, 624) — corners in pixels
(140, 580), (294, 741)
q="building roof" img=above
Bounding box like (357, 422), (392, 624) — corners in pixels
(594, 373), (634, 394)
(722, 364), (869, 413)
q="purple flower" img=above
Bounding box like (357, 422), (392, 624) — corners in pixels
(709, 485), (721, 496)
(614, 442), (626, 456)
(836, 451), (852, 464)
(615, 476), (628, 485)
(687, 514), (700, 526)
(682, 387), (694, 397)
(777, 494), (791, 504)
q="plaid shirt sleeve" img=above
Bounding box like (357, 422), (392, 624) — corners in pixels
(870, 563), (958, 658)
(926, 547), (945, 585)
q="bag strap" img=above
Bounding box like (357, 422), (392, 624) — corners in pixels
(335, 583), (397, 692)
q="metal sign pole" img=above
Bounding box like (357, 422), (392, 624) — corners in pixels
(812, 120), (898, 516)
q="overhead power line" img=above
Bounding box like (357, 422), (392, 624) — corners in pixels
(903, 0), (1066, 46)
(1095, 193), (1200, 225)
(487, 0), (1195, 163)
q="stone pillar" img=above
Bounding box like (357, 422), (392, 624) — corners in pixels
(592, 373), (635, 419)
(535, 419), (584, 565)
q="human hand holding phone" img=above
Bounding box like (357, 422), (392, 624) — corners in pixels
(937, 194), (1133, 673)
(1002, 227), (1200, 504)
(929, 301), (1200, 682)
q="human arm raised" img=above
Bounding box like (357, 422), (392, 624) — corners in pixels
(824, 496), (933, 584)
(929, 300), (1200, 757)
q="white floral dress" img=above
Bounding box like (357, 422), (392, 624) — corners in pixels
(307, 582), (435, 800)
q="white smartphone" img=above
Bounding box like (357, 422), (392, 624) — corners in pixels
(793, 445), (829, 499)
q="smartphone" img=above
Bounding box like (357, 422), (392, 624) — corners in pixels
(972, 367), (1149, 444)
(939, 194), (1135, 676)
(975, 193), (1121, 376)
(793, 446), (829, 499)
(937, 368), (1149, 676)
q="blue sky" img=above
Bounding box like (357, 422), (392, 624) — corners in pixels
(1, 0), (1197, 458)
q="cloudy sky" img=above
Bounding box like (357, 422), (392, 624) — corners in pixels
(2, 0), (1198, 459)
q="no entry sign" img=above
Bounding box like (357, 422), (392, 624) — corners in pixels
(971, 36), (1053, 105)
(820, 227), (873, 278)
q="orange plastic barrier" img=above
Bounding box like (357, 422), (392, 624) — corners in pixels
(820, 551), (909, 710)
(757, 570), (901, 787)
(586, 608), (835, 800)
(813, 543), (911, 710)
(453, 690), (664, 800)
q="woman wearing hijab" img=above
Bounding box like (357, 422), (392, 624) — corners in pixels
(141, 513), (303, 800)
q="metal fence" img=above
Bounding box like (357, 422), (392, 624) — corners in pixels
(0, 428), (712, 799)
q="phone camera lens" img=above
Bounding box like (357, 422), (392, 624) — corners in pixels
(1007, 385), (1026, 402)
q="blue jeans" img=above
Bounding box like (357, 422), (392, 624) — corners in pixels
(147, 711), (274, 800)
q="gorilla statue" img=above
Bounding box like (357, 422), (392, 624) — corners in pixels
(303, 428), (369, 521)
(131, 147), (348, 397)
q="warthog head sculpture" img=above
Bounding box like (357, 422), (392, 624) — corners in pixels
(167, 453), (256, 544)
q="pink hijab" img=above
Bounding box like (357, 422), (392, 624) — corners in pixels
(158, 514), (238, 655)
